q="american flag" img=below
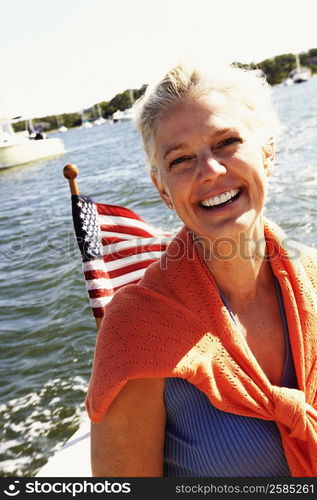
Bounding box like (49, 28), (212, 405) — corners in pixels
(71, 194), (173, 319)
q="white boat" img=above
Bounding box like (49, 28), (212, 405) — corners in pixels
(81, 120), (93, 129)
(93, 118), (106, 126)
(93, 104), (106, 125)
(0, 118), (65, 169)
(112, 110), (123, 122)
(112, 108), (134, 122)
(56, 115), (68, 133)
(283, 77), (294, 87)
(37, 418), (91, 477)
(79, 110), (94, 129)
(289, 54), (311, 84)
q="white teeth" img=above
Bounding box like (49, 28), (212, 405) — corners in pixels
(219, 193), (227, 204)
(201, 188), (239, 207)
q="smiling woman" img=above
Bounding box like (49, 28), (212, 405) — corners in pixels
(150, 91), (272, 247)
(86, 63), (317, 477)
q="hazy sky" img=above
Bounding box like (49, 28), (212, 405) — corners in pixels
(1, 0), (316, 118)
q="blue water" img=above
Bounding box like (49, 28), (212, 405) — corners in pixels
(0, 78), (316, 476)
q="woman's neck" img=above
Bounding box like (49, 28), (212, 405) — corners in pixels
(194, 220), (274, 304)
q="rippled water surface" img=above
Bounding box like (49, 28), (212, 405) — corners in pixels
(1, 78), (316, 476)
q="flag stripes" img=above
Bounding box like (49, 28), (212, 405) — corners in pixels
(71, 194), (173, 318)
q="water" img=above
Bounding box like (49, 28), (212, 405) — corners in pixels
(0, 78), (316, 477)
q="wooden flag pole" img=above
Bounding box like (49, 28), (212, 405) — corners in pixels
(94, 317), (103, 330)
(63, 163), (103, 330)
(63, 163), (80, 195)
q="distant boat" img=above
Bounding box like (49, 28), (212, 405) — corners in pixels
(93, 104), (106, 126)
(56, 115), (68, 133)
(289, 54), (311, 84)
(112, 89), (135, 123)
(93, 118), (106, 126)
(283, 77), (294, 87)
(80, 111), (93, 129)
(81, 117), (93, 129)
(112, 108), (134, 122)
(0, 117), (65, 169)
(82, 121), (93, 129)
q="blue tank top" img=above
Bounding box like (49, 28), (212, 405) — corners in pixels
(163, 278), (297, 477)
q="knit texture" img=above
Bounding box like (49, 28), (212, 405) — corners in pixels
(85, 219), (317, 477)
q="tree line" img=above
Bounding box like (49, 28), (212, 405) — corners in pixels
(234, 47), (317, 85)
(13, 48), (317, 133)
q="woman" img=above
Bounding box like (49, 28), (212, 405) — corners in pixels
(86, 63), (317, 477)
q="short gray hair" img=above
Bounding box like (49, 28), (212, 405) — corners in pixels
(133, 63), (281, 170)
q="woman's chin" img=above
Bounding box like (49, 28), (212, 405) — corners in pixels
(195, 210), (264, 243)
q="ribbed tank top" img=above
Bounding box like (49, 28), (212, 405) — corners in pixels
(163, 278), (297, 477)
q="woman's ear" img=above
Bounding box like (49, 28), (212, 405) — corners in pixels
(151, 171), (174, 209)
(262, 140), (275, 176)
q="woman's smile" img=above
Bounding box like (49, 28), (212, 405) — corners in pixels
(199, 187), (241, 209)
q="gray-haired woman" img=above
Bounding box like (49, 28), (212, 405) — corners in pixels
(86, 63), (317, 477)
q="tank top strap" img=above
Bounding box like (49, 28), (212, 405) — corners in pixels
(273, 276), (297, 388)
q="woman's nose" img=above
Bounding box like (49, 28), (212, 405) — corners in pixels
(199, 155), (227, 181)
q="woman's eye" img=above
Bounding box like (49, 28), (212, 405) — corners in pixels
(217, 137), (241, 149)
(169, 156), (193, 167)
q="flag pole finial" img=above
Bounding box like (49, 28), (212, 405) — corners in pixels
(63, 164), (79, 195)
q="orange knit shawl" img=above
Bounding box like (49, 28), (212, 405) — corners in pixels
(86, 219), (317, 477)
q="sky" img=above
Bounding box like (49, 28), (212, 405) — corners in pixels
(1, 0), (316, 119)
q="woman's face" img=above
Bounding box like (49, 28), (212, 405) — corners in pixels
(152, 92), (273, 242)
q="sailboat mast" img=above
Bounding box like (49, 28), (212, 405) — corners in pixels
(129, 89), (134, 107)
